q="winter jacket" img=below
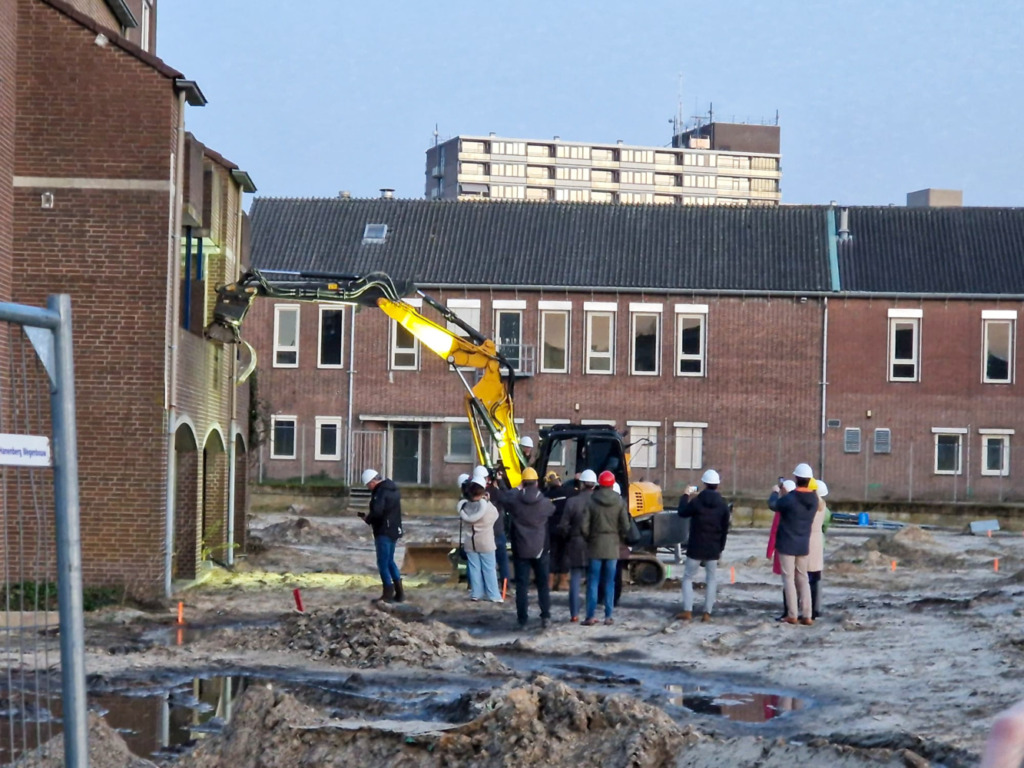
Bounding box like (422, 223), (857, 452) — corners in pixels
(502, 486), (554, 560)
(365, 479), (403, 540)
(678, 488), (731, 561)
(768, 488), (818, 557)
(766, 512), (782, 575)
(807, 499), (828, 572)
(557, 488), (593, 569)
(581, 486), (631, 561)
(458, 498), (498, 553)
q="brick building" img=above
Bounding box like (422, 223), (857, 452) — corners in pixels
(1, 0), (255, 595)
(244, 197), (1024, 506)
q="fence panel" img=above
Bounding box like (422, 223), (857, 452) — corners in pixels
(0, 296), (85, 767)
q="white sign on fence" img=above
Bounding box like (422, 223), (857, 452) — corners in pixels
(0, 433), (52, 467)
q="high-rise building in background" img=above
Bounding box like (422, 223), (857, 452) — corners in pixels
(425, 122), (781, 206)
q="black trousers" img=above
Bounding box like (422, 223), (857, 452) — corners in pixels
(513, 553), (551, 625)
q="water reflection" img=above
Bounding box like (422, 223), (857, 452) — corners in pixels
(666, 684), (803, 722)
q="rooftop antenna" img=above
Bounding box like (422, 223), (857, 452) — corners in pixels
(433, 123), (439, 147)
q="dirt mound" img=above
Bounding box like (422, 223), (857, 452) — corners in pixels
(13, 712), (156, 768)
(830, 525), (962, 569)
(227, 605), (508, 674)
(175, 677), (691, 768)
(253, 517), (356, 548)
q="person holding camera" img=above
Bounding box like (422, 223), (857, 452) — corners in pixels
(360, 468), (404, 604)
(768, 463), (818, 625)
(676, 469), (731, 622)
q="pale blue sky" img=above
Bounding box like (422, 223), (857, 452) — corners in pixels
(158, 1), (1024, 207)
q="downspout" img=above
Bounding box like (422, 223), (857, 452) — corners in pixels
(346, 303), (356, 485)
(225, 189), (244, 566)
(821, 207), (841, 478)
(164, 90), (186, 597)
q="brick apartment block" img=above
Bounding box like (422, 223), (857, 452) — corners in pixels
(0, 0), (255, 596)
(242, 198), (1024, 506)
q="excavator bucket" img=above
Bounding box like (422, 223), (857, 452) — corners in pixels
(402, 539), (459, 579)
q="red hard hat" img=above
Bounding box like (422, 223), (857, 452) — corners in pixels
(598, 470), (616, 487)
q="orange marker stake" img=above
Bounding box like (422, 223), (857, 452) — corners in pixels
(177, 601), (184, 625)
(502, 578), (508, 601)
(293, 588), (305, 613)
(987, 530), (992, 538)
(891, 560), (897, 572)
(730, 567), (736, 584)
(176, 627), (184, 646)
(994, 558), (1000, 573)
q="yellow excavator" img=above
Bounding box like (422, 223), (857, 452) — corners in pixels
(205, 268), (681, 585)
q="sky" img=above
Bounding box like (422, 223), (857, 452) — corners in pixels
(157, 1), (1024, 208)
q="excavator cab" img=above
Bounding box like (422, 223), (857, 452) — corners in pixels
(533, 424), (630, 501)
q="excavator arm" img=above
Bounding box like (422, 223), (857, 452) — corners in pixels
(205, 268), (525, 488)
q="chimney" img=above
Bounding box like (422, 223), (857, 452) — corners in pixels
(338, 190), (351, 199)
(906, 188), (963, 208)
(838, 208), (850, 242)
(380, 188), (394, 200)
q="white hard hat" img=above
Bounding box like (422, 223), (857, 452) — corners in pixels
(470, 468), (490, 487)
(360, 468), (379, 486)
(579, 469), (598, 484)
(473, 465), (488, 477)
(457, 473), (469, 487)
(782, 479), (797, 493)
(519, 436), (534, 448)
(793, 463), (814, 479)
(701, 469), (721, 485)
(613, 482), (621, 494)
(816, 480), (829, 498)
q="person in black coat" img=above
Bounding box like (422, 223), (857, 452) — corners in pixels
(676, 469), (731, 622)
(500, 467), (555, 630)
(360, 468), (404, 604)
(768, 462), (819, 625)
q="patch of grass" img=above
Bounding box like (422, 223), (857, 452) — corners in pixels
(2, 581), (126, 612)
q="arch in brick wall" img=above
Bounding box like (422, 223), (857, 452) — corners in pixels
(202, 424), (228, 452)
(202, 428), (229, 565)
(173, 422), (200, 580)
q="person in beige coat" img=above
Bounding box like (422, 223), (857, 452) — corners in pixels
(458, 469), (503, 602)
(807, 479), (830, 619)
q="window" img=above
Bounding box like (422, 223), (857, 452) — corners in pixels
(461, 161), (485, 175)
(620, 149), (653, 163)
(490, 184), (525, 199)
(932, 428), (966, 474)
(539, 304), (570, 373)
(654, 152), (678, 165)
(492, 141), (525, 155)
(270, 416), (296, 459)
(446, 298), (481, 337)
(674, 423), (706, 469)
(555, 144), (591, 160)
(675, 305), (707, 376)
(874, 428), (892, 454)
(627, 423), (658, 469)
(525, 187), (551, 201)
(527, 144), (553, 157)
(494, 304), (524, 370)
(390, 298), (420, 369)
(362, 223), (388, 244)
(140, 0), (152, 51)
(585, 304), (616, 374)
(555, 167), (591, 181)
(982, 311), (1016, 383)
(318, 306), (344, 368)
(619, 192), (653, 204)
(315, 417), (342, 461)
(888, 309), (922, 381)
(591, 169), (616, 184)
(535, 419), (566, 465)
(654, 174), (679, 187)
(844, 428), (861, 453)
(446, 424), (475, 463)
(461, 140), (486, 153)
(752, 156), (779, 171)
(980, 429), (1013, 477)
(273, 305), (299, 367)
(491, 162), (525, 177)
(630, 305), (661, 375)
(555, 188), (591, 202)
(591, 147), (616, 162)
(591, 191), (614, 203)
(621, 170), (654, 185)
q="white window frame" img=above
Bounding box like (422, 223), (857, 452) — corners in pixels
(627, 421), (658, 469)
(317, 305), (345, 369)
(539, 301), (571, 374)
(584, 302), (616, 375)
(888, 308), (922, 382)
(273, 304), (300, 368)
(494, 303), (525, 372)
(674, 304), (708, 377)
(445, 421), (475, 463)
(629, 303), (662, 376)
(931, 427), (966, 475)
(270, 415), (297, 460)
(446, 298), (481, 337)
(980, 428), (1013, 477)
(314, 416), (342, 461)
(982, 311), (1016, 384)
(390, 298), (421, 371)
(140, 0), (152, 51)
(673, 421), (706, 470)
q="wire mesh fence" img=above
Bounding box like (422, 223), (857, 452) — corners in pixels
(0, 296), (85, 767)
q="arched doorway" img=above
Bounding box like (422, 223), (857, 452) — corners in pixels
(173, 423), (199, 580)
(202, 429), (228, 565)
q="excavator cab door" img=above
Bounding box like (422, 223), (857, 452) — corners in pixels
(534, 424), (629, 495)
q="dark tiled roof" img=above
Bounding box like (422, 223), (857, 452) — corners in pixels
(839, 207), (1024, 294)
(249, 199), (830, 293)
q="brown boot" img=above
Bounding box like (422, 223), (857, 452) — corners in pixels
(798, 617), (814, 626)
(557, 572), (570, 591)
(701, 612), (711, 623)
(676, 610), (692, 621)
(393, 580), (405, 603)
(373, 583), (395, 604)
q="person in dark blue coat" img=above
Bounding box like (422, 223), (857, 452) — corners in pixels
(360, 468), (404, 604)
(676, 469), (731, 621)
(767, 463), (818, 625)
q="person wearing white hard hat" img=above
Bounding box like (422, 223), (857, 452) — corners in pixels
(806, 479), (831, 619)
(767, 463), (818, 626)
(766, 479), (797, 620)
(675, 469), (731, 622)
(519, 435), (535, 462)
(360, 468), (404, 604)
(557, 468), (598, 622)
(458, 470), (503, 603)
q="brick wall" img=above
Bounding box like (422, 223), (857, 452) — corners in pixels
(0, 0), (15, 302)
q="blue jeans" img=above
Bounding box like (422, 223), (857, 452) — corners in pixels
(494, 535), (510, 581)
(374, 535), (401, 586)
(466, 550), (502, 601)
(569, 567), (585, 619)
(586, 558), (617, 620)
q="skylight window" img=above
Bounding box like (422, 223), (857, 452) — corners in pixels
(362, 223), (388, 244)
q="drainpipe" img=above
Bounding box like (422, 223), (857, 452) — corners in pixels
(346, 303), (356, 485)
(164, 89), (186, 597)
(819, 297), (829, 479)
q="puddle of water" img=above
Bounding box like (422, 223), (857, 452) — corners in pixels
(665, 684), (804, 722)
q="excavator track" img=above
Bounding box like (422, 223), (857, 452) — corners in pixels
(627, 552), (666, 589)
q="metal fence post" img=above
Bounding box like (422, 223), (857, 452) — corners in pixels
(48, 294), (88, 768)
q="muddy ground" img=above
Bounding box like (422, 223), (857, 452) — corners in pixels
(10, 507), (1024, 767)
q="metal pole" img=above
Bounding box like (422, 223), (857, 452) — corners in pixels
(300, 423), (306, 484)
(346, 304), (356, 485)
(48, 294), (88, 768)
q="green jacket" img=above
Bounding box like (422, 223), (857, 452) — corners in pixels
(581, 486), (630, 560)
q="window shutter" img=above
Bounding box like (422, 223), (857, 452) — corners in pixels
(844, 427), (861, 453)
(873, 428), (892, 454)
